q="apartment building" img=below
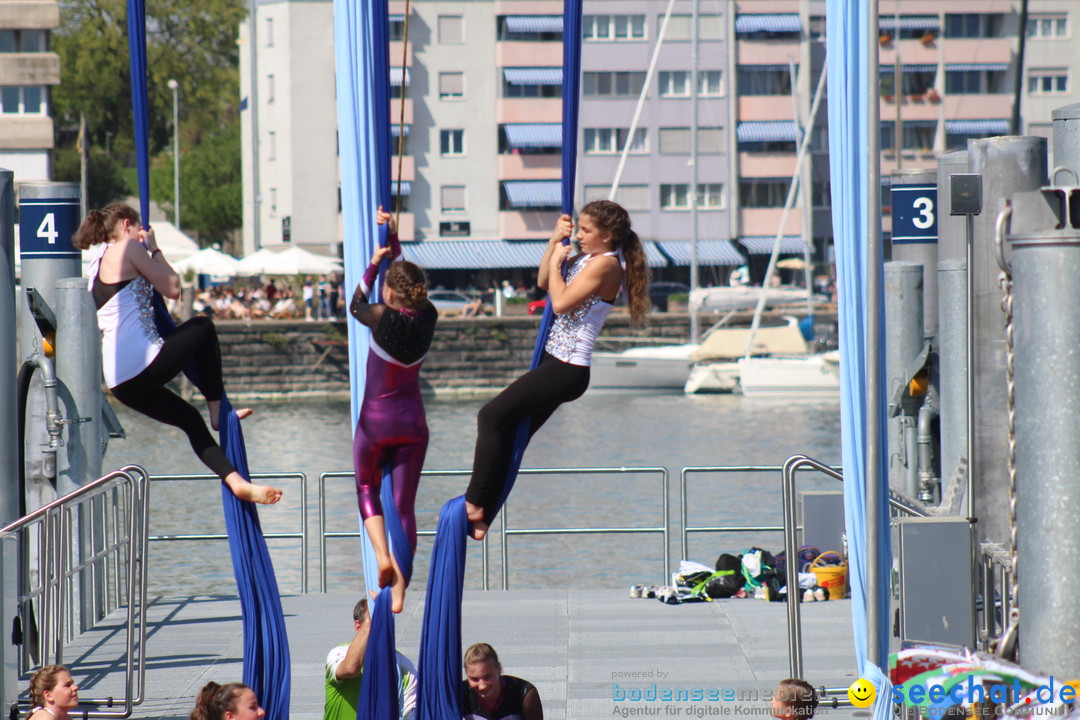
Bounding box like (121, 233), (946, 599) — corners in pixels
(0, 0), (61, 182)
(237, 0), (1079, 281)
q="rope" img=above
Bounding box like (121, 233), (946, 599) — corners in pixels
(125, 3), (291, 716)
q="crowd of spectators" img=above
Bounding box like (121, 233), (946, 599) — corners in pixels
(166, 274), (348, 321)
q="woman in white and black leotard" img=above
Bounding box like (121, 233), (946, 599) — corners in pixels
(73, 203), (281, 505)
(463, 200), (652, 540)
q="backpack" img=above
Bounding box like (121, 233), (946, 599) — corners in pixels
(699, 554), (745, 598)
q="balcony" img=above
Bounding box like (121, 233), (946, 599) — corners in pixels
(738, 153), (798, 178)
(389, 99), (413, 125)
(497, 153), (561, 179)
(0, 116), (54, 150)
(739, 208), (803, 237)
(497, 98), (562, 124)
(497, 43), (563, 67)
(0, 52), (61, 85)
(738, 96), (796, 122)
(499, 211), (556, 239)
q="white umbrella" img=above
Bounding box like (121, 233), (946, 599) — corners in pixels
(151, 221), (200, 263)
(172, 247), (241, 276)
(258, 246), (342, 275)
(235, 248), (282, 275)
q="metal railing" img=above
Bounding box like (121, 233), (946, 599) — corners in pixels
(147, 472), (309, 593)
(319, 466), (670, 592)
(978, 541), (1014, 652)
(1, 465), (150, 718)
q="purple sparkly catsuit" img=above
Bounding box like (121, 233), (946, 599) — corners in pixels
(349, 235), (437, 551)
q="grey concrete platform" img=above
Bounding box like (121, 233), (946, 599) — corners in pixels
(62, 590), (864, 720)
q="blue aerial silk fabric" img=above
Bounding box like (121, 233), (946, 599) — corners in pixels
(333, 0), (406, 719)
(126, 3), (291, 717)
(417, 4), (582, 719)
(825, 0), (893, 715)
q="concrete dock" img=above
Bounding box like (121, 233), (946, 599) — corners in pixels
(61, 589), (864, 720)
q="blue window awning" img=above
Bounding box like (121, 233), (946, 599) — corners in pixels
(503, 67), (562, 86)
(504, 16), (563, 34)
(946, 63), (1008, 73)
(390, 67), (411, 86)
(657, 240), (745, 266)
(503, 180), (561, 208)
(737, 64), (797, 73)
(738, 236), (806, 255)
(739, 176), (793, 185)
(736, 121), (798, 143)
(504, 124), (563, 149)
(735, 14), (802, 34)
(945, 119), (1010, 135)
(879, 64), (938, 74)
(400, 240), (550, 270)
(390, 180), (411, 196)
(390, 124), (410, 138)
(881, 119), (937, 130)
(879, 16), (939, 31)
(389, 14), (405, 23)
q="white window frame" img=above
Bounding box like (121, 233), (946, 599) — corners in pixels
(439, 72), (465, 100)
(697, 183), (725, 209)
(584, 128), (647, 154)
(440, 129), (465, 156)
(441, 185), (466, 213)
(658, 71), (691, 98)
(698, 70), (724, 97)
(1028, 68), (1068, 95)
(660, 184), (691, 210)
(439, 15), (464, 44)
(0, 86), (47, 115)
(265, 17), (274, 47)
(1027, 14), (1068, 39)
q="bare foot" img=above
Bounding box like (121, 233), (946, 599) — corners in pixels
(225, 473), (282, 504)
(390, 567), (407, 613)
(209, 403), (253, 431)
(376, 553), (394, 589)
(465, 501), (488, 541)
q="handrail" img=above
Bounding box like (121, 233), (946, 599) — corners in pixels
(319, 466), (670, 592)
(1, 465), (149, 718)
(146, 473), (308, 593)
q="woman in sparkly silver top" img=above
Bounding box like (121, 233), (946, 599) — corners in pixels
(75, 203), (281, 505)
(463, 200), (651, 539)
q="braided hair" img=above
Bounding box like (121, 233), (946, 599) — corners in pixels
(579, 200), (651, 326)
(385, 261), (428, 310)
(28, 666), (69, 716)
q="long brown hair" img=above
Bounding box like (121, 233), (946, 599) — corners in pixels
(385, 260), (428, 310)
(190, 682), (249, 720)
(579, 200), (651, 326)
(28, 665), (69, 715)
(72, 203), (139, 250)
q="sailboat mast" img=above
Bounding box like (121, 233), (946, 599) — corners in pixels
(689, 0), (701, 342)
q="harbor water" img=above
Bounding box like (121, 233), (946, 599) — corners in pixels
(102, 390), (843, 596)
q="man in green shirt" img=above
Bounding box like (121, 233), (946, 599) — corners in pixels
(324, 599), (418, 720)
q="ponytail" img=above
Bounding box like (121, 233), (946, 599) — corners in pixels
(385, 260), (429, 311)
(72, 203), (139, 250)
(190, 682), (247, 720)
(579, 199), (652, 327)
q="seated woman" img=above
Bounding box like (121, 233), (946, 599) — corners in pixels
(75, 203), (281, 505)
(27, 665), (80, 720)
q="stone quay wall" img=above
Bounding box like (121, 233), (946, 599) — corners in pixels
(215, 313), (696, 398)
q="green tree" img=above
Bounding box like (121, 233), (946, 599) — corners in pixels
(53, 147), (131, 209)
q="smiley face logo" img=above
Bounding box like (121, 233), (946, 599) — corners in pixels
(848, 678), (876, 708)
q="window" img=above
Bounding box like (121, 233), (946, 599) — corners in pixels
(440, 129), (465, 156)
(440, 221), (470, 237)
(441, 185), (466, 213)
(0, 30), (46, 52)
(812, 180), (832, 208)
(439, 15), (463, 44)
(658, 71), (690, 97)
(699, 71), (723, 97)
(1028, 69), (1068, 95)
(1027, 15), (1067, 38)
(809, 16), (826, 40)
(497, 16), (561, 42)
(659, 14), (723, 41)
(662, 15), (692, 40)
(660, 184), (690, 210)
(739, 178), (791, 208)
(265, 17), (273, 47)
(698, 128), (723, 154)
(0, 86), (46, 115)
(737, 66), (795, 96)
(439, 72), (464, 100)
(389, 17), (406, 41)
(583, 72), (646, 97)
(268, 131), (276, 161)
(269, 188), (277, 216)
(504, 82), (560, 99)
(698, 184), (725, 209)
(945, 69), (1007, 95)
(903, 124), (936, 151)
(267, 74), (275, 103)
(583, 14), (645, 41)
(944, 14), (1006, 38)
(659, 128), (690, 154)
(584, 128), (647, 154)
(584, 185), (650, 211)
(881, 68), (938, 96)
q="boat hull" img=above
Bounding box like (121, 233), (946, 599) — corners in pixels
(737, 352), (841, 396)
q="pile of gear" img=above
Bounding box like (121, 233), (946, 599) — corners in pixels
(630, 546), (847, 605)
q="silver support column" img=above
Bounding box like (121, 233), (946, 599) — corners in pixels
(937, 258), (968, 499)
(0, 171), (16, 526)
(1007, 208), (1080, 678)
(891, 169), (939, 337)
(1051, 103), (1080, 167)
(967, 137), (1047, 545)
(884, 262), (925, 497)
(54, 278), (101, 494)
(937, 152), (969, 262)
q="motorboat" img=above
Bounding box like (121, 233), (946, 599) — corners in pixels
(737, 350), (841, 396)
(589, 342), (699, 390)
(683, 315), (812, 393)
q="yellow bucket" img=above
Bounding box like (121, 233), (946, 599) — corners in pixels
(810, 551), (847, 596)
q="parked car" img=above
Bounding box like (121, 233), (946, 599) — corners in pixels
(527, 298), (547, 315)
(647, 281), (690, 312)
(428, 290), (475, 314)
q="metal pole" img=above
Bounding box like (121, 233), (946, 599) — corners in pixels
(689, 0), (700, 343)
(866, 0), (884, 669)
(167, 79), (180, 231)
(0, 170), (17, 525)
(246, 3), (262, 250)
(54, 278), (102, 495)
(937, 258), (968, 497)
(884, 261), (924, 496)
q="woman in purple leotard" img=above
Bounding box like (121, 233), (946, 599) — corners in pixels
(350, 208), (437, 613)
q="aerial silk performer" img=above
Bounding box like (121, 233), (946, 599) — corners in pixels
(334, 0), (418, 718)
(416, 3), (584, 719)
(825, 0), (892, 717)
(125, 2), (291, 717)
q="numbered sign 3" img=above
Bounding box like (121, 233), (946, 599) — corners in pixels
(891, 184), (938, 244)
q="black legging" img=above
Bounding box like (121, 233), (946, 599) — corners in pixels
(465, 352), (590, 523)
(110, 316), (235, 479)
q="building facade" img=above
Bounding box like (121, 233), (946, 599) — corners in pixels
(0, 0), (61, 183)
